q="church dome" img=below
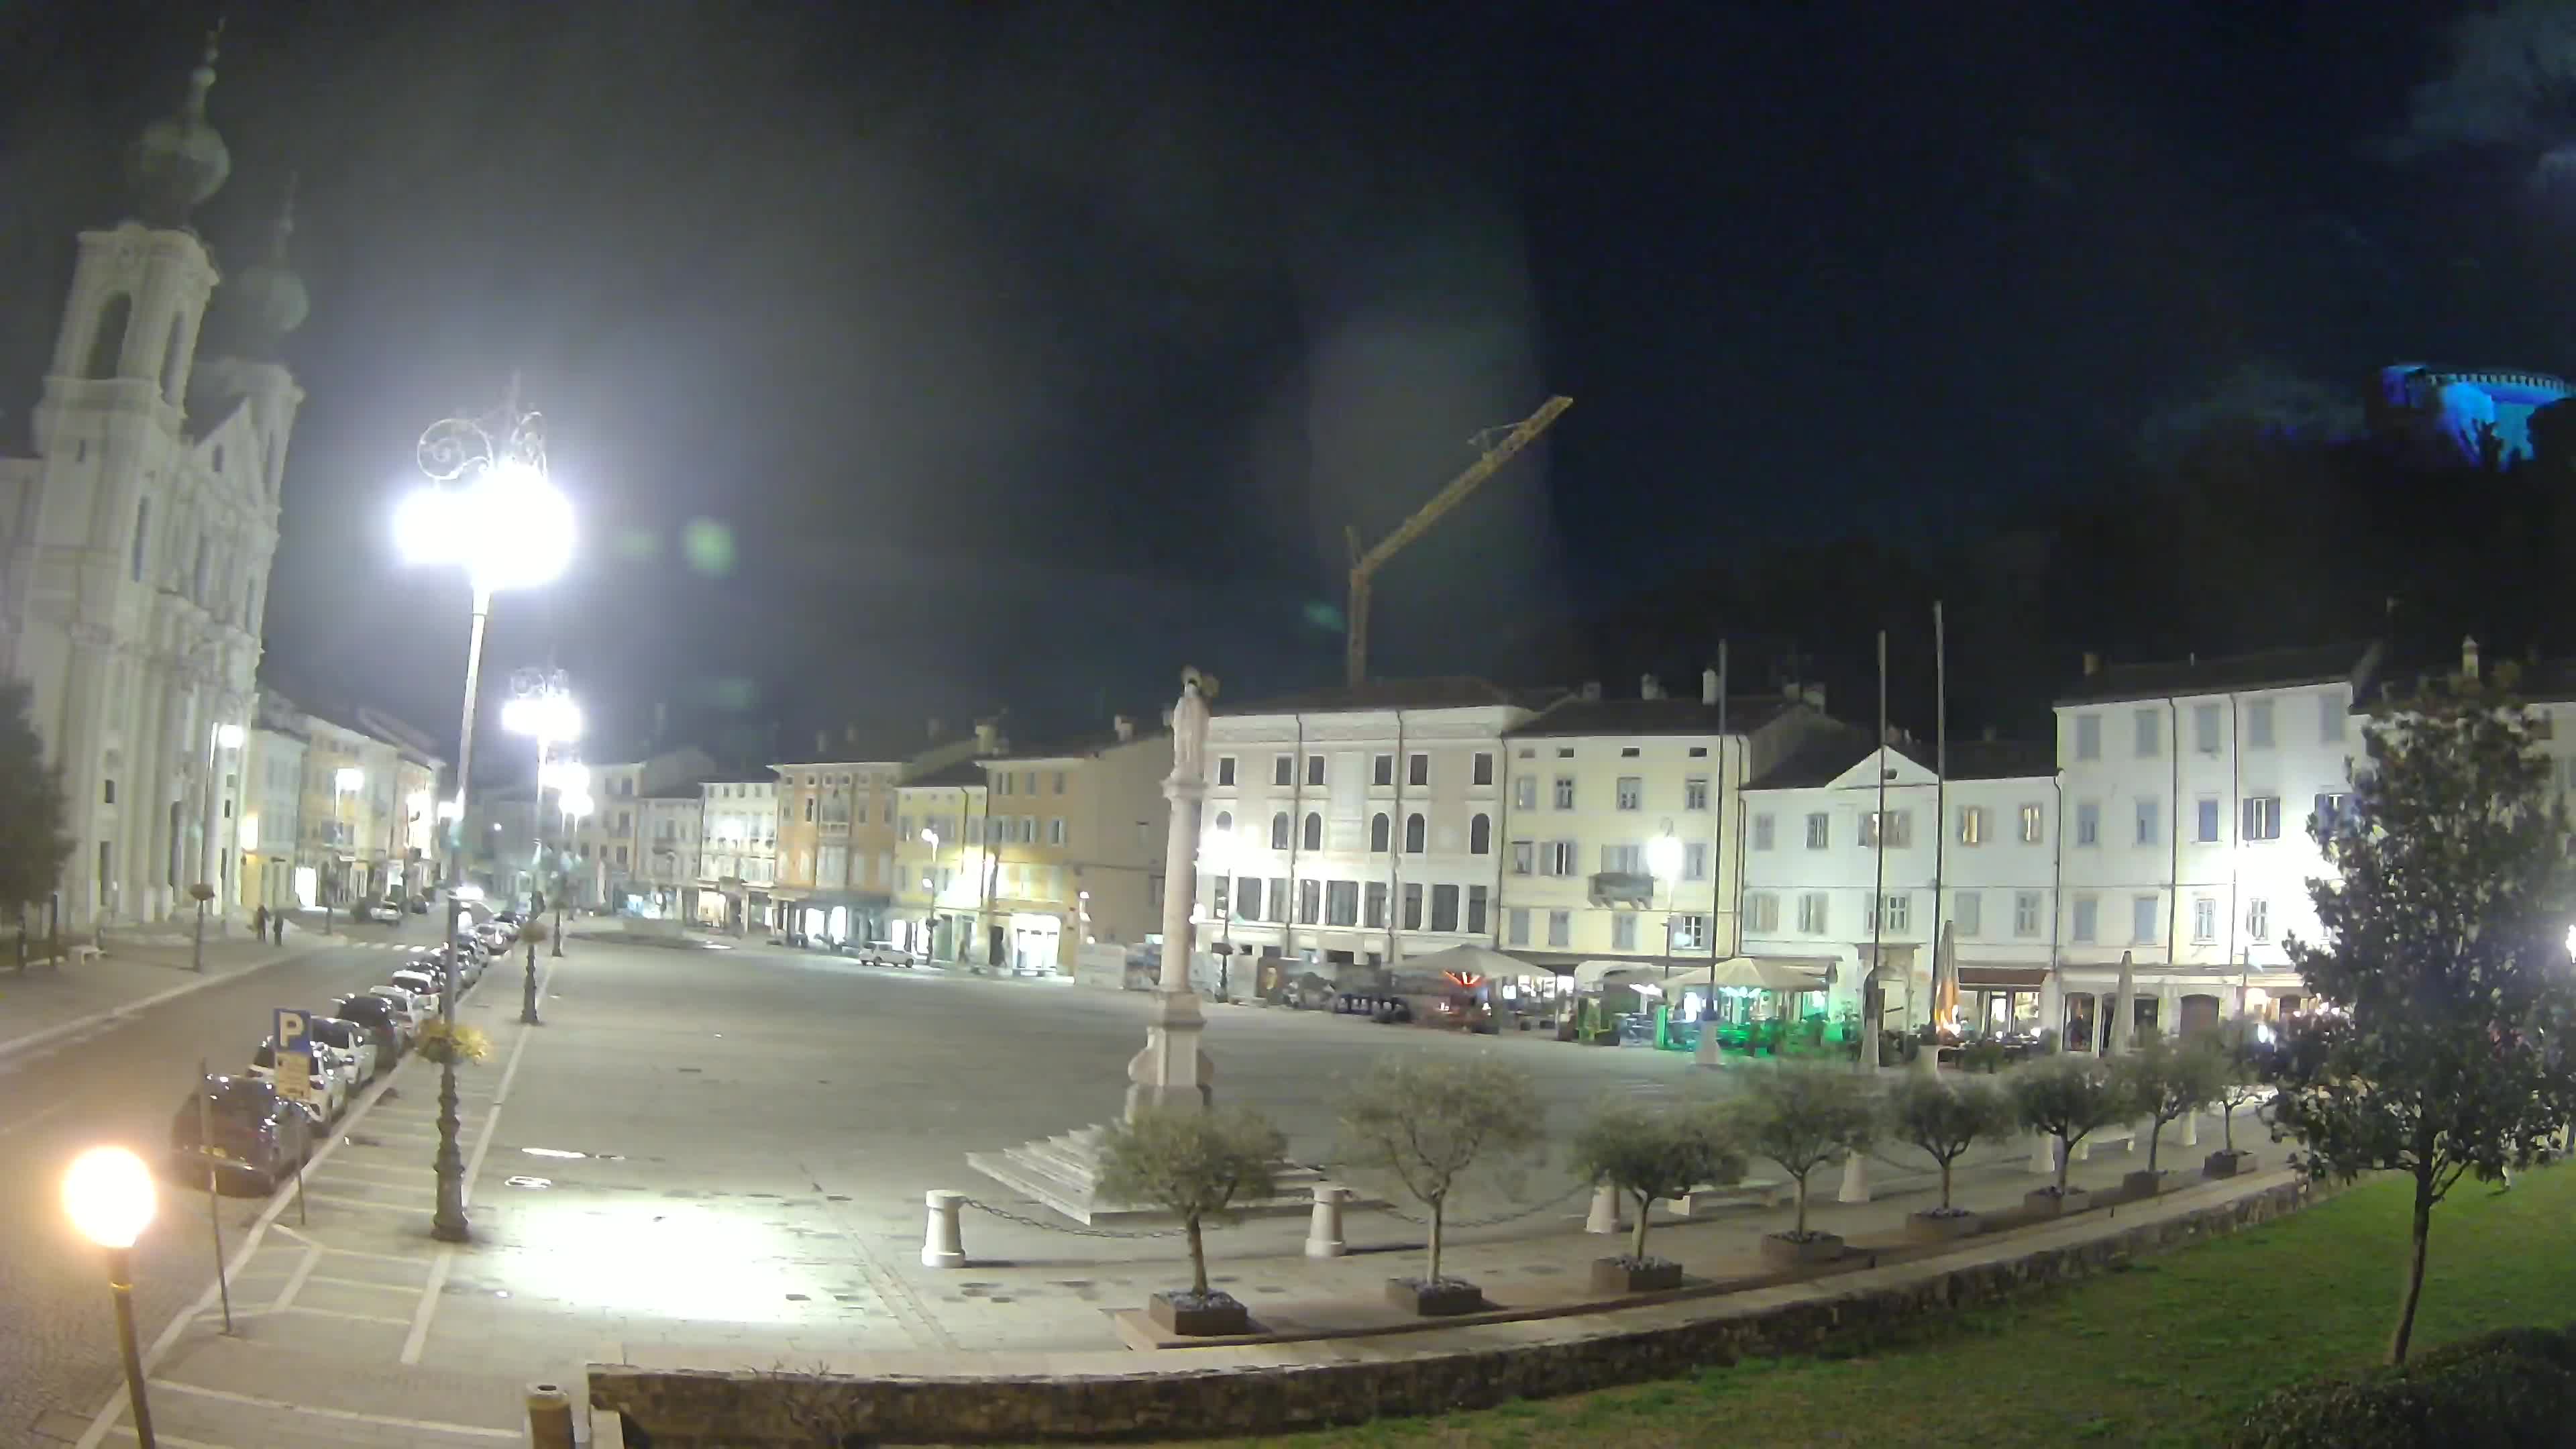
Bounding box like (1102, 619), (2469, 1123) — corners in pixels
(221, 178), (309, 349)
(124, 34), (229, 229)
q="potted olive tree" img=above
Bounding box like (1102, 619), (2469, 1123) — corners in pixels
(2204, 1020), (2269, 1178)
(1338, 1057), (1544, 1316)
(1882, 1073), (2015, 1241)
(2011, 1055), (2132, 1216)
(1097, 1106), (1286, 1336)
(1741, 1065), (1875, 1267)
(2113, 1036), (2226, 1197)
(1571, 1098), (1742, 1293)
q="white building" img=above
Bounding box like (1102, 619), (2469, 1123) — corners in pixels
(1195, 678), (1556, 981)
(0, 43), (303, 928)
(2052, 642), (2382, 1047)
(1497, 672), (1835, 971)
(1741, 729), (2060, 1036)
(578, 746), (717, 912)
(637, 792), (702, 918)
(695, 776), (775, 930)
(239, 698), (305, 914)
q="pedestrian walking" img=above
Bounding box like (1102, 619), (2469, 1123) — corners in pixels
(251, 904), (268, 940)
(272, 911), (285, 946)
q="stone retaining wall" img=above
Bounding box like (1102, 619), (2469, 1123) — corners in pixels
(591, 1176), (2318, 1446)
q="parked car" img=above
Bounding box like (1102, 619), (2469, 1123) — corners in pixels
(363, 985), (431, 1041)
(169, 1075), (313, 1193)
(248, 1037), (354, 1121)
(387, 967), (450, 1003)
(331, 994), (411, 1061)
(406, 947), (476, 988)
(303, 1014), (382, 1083)
(856, 941), (918, 968)
(406, 894), (431, 914)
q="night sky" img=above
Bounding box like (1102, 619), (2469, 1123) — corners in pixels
(0, 1), (2553, 770)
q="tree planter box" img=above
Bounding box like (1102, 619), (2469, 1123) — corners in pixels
(2023, 1186), (2091, 1218)
(2204, 1148), (2258, 1179)
(1905, 1208), (1982, 1242)
(1588, 1256), (1683, 1294)
(1146, 1291), (1249, 1337)
(1385, 1277), (1485, 1317)
(1760, 1232), (1845, 1267)
(2122, 1169), (2169, 1199)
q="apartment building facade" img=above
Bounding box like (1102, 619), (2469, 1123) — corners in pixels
(1497, 674), (1834, 970)
(772, 724), (977, 946)
(2052, 642), (2381, 1048)
(1193, 679), (1553, 981)
(891, 759), (992, 961)
(975, 715), (1173, 973)
(694, 777), (777, 931)
(1741, 730), (2059, 1036)
(579, 746), (717, 912)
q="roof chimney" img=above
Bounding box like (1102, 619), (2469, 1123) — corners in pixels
(974, 718), (1000, 755)
(2082, 651), (2102, 678)
(814, 731), (828, 755)
(1640, 674), (1663, 700)
(1983, 724), (1998, 743)
(2463, 635), (2481, 680)
(1702, 668), (1719, 706)
(928, 716), (943, 741)
(1580, 681), (1602, 702)
(844, 723), (858, 747)
(1114, 714), (1136, 743)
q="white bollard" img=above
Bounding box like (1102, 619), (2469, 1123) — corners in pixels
(1837, 1150), (1870, 1203)
(2181, 1109), (2199, 1148)
(2074, 1137), (2092, 1163)
(2029, 1132), (2058, 1176)
(922, 1189), (967, 1269)
(1305, 1183), (1350, 1258)
(1585, 1182), (1622, 1234)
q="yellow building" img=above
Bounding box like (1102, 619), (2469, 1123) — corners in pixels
(773, 724), (979, 945)
(973, 716), (1173, 973)
(892, 759), (991, 963)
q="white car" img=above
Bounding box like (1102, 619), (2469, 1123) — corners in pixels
(388, 968), (445, 1002)
(364, 985), (432, 1042)
(857, 941), (918, 969)
(248, 1039), (356, 1121)
(305, 1014), (382, 1083)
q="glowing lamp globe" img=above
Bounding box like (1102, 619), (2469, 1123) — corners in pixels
(1644, 834), (1683, 879)
(506, 694), (584, 744)
(63, 1146), (156, 1249)
(396, 457), (574, 595)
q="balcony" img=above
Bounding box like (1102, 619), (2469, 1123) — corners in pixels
(1588, 871), (1655, 907)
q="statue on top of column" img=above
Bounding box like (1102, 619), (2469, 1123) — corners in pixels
(1170, 667), (1217, 783)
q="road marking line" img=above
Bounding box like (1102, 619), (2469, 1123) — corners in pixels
(0, 1095), (72, 1139)
(276, 1303), (413, 1326)
(305, 1273), (419, 1293)
(401, 1247), (454, 1364)
(315, 1243), (431, 1265)
(270, 1245), (322, 1312)
(146, 1381), (519, 1439)
(296, 1191), (415, 1214)
(106, 1428), (236, 1448)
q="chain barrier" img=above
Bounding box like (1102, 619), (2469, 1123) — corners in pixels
(955, 1197), (1214, 1240)
(1372, 1180), (1592, 1230)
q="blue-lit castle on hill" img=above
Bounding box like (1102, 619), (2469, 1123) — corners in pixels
(2377, 364), (2575, 465)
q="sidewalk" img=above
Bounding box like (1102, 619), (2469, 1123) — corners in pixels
(0, 924), (341, 1064)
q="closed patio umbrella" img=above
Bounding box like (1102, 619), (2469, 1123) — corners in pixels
(2106, 950), (2135, 1054)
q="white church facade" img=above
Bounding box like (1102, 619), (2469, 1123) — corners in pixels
(0, 35), (308, 928)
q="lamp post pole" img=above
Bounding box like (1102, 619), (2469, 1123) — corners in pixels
(402, 384), (572, 1246)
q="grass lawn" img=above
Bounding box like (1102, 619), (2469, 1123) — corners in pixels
(1191, 1162), (2576, 1448)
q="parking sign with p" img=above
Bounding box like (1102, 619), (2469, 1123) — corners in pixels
(273, 1006), (313, 1104)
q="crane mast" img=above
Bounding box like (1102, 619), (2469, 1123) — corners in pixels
(1344, 394), (1571, 687)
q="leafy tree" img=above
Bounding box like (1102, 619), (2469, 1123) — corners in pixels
(2114, 1036), (2229, 1176)
(0, 681), (71, 928)
(1570, 1099), (1743, 1265)
(2204, 1018), (2271, 1157)
(2274, 667), (2576, 1365)
(1740, 1066), (1875, 1240)
(1882, 1074), (2015, 1213)
(1098, 1106), (1285, 1299)
(1337, 1057), (1544, 1285)
(2012, 1056), (2134, 1195)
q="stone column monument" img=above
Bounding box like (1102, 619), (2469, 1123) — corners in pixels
(1126, 669), (1216, 1115)
(968, 669), (1348, 1223)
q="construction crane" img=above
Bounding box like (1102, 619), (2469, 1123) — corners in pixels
(1344, 394), (1572, 687)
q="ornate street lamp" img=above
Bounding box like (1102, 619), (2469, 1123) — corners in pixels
(396, 388), (573, 1244)
(64, 1146), (158, 1447)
